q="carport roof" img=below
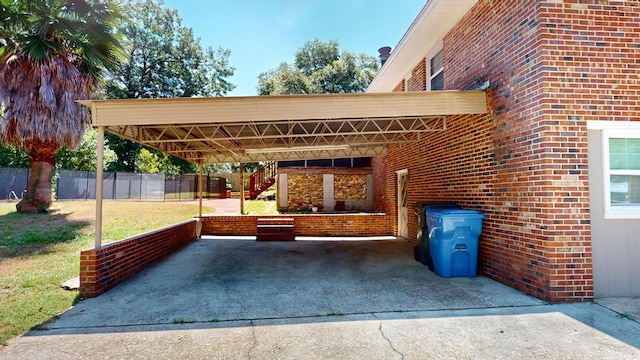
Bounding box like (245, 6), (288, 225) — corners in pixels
(80, 90), (487, 164)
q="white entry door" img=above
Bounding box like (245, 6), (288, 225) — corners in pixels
(397, 169), (409, 238)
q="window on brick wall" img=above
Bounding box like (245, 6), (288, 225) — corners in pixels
(603, 129), (640, 218)
(429, 49), (444, 91)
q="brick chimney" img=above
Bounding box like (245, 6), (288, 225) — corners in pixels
(378, 46), (392, 66)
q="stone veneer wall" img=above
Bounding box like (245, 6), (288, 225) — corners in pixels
(334, 174), (367, 200)
(287, 173), (323, 211)
(278, 168), (373, 212)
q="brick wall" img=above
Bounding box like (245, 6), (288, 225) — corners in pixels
(79, 220), (197, 298)
(408, 58), (427, 91)
(202, 214), (392, 237)
(372, 156), (389, 213)
(374, 0), (640, 302)
(446, 0), (570, 302)
(393, 80), (405, 92)
(534, 1), (640, 300)
(201, 215), (257, 235)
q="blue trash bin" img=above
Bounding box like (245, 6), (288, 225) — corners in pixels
(412, 202), (458, 270)
(426, 208), (484, 278)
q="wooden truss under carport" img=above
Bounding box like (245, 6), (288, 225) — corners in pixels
(79, 90), (487, 247)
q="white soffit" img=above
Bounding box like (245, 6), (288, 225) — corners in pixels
(367, 0), (478, 92)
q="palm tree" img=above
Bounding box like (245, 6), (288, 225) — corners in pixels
(0, 0), (124, 213)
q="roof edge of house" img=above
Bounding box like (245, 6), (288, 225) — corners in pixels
(367, 0), (479, 93)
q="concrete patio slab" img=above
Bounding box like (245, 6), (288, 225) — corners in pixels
(1, 237), (639, 359)
(45, 237), (544, 328)
(596, 297), (640, 322)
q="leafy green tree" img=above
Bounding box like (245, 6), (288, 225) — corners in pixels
(105, 138), (197, 173)
(135, 148), (161, 174)
(0, 0), (124, 213)
(257, 39), (379, 95)
(204, 163), (234, 173)
(167, 155), (198, 174)
(56, 127), (117, 171)
(106, 0), (234, 99)
(202, 161), (263, 175)
(134, 148), (191, 174)
(257, 63), (313, 95)
(0, 144), (29, 168)
(103, 136), (141, 172)
(295, 39), (341, 76)
(105, 0), (235, 173)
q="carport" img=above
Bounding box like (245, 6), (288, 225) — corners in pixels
(78, 90), (488, 298)
(7, 237), (640, 360)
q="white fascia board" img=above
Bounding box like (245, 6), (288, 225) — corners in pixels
(587, 120), (640, 130)
(367, 0), (478, 93)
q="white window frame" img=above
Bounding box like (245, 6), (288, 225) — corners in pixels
(601, 127), (640, 219)
(427, 46), (444, 91)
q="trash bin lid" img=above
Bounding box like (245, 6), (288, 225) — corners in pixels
(426, 208), (484, 218)
(421, 202), (458, 210)
(413, 202), (458, 214)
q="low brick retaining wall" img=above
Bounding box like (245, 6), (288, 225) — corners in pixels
(79, 219), (198, 298)
(201, 213), (392, 237)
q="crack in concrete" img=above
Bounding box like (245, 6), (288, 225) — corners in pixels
(247, 320), (257, 359)
(373, 314), (405, 360)
(42, 303), (549, 331)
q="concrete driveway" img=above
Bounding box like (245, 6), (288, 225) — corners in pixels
(1, 237), (639, 359)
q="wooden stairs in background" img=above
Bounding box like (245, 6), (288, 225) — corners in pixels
(256, 218), (295, 241)
(248, 162), (277, 200)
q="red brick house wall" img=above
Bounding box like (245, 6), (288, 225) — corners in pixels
(447, 0), (587, 302)
(393, 80), (405, 92)
(374, 0), (639, 302)
(372, 156), (389, 213)
(408, 59), (427, 92)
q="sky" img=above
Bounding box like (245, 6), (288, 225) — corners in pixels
(162, 0), (425, 96)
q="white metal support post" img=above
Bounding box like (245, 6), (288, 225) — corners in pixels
(240, 163), (245, 215)
(198, 161), (204, 219)
(95, 126), (105, 249)
(197, 161), (204, 237)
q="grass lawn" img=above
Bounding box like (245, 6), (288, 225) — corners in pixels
(0, 200), (215, 345)
(244, 199), (279, 215)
